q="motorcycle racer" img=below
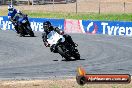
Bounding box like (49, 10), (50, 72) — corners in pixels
(42, 21), (77, 48)
(7, 5), (30, 34)
(42, 21), (80, 60)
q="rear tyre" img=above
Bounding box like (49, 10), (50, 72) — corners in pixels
(69, 46), (80, 60)
(57, 46), (72, 61)
(26, 24), (35, 37)
(29, 30), (34, 37)
(74, 52), (80, 60)
(19, 33), (25, 37)
(27, 29), (34, 37)
(18, 25), (26, 37)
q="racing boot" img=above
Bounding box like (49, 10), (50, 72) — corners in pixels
(71, 42), (78, 47)
(73, 42), (78, 47)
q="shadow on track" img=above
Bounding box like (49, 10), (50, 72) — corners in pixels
(17, 35), (37, 37)
(53, 58), (85, 62)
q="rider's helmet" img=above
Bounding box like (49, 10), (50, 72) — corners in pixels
(8, 5), (14, 13)
(43, 21), (51, 32)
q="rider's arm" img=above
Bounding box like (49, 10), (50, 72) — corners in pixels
(8, 16), (13, 21)
(8, 13), (13, 21)
(42, 32), (47, 42)
(8, 15), (16, 24)
(42, 32), (50, 47)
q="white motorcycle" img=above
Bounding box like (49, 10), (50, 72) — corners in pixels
(47, 30), (80, 61)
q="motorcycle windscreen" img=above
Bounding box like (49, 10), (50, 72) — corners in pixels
(47, 30), (65, 46)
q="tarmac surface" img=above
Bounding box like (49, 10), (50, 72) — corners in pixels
(0, 29), (132, 80)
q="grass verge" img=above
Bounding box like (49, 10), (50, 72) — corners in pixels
(0, 78), (131, 88)
(1, 10), (132, 21)
(24, 11), (132, 21)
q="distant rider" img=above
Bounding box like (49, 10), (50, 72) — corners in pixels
(7, 5), (29, 34)
(42, 21), (77, 49)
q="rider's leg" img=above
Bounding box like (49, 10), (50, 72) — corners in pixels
(63, 34), (77, 47)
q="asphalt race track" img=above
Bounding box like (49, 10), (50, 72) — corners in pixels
(0, 29), (132, 80)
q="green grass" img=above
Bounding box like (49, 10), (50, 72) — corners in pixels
(23, 11), (132, 21)
(1, 10), (132, 21)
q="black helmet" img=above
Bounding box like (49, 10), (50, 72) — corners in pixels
(43, 21), (51, 32)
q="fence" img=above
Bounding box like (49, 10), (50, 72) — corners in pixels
(0, 0), (132, 15)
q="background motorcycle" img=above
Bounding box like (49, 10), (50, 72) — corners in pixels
(13, 13), (34, 37)
(47, 30), (80, 61)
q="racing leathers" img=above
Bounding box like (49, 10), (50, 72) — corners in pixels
(8, 9), (29, 34)
(42, 26), (77, 52)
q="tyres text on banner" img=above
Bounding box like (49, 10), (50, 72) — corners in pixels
(0, 16), (64, 32)
(64, 19), (132, 36)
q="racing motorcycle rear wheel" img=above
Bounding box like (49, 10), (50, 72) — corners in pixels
(25, 25), (34, 37)
(27, 29), (34, 37)
(57, 45), (72, 61)
(68, 45), (80, 60)
(18, 25), (26, 37)
(73, 51), (80, 60)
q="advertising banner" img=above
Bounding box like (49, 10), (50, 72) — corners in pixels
(64, 19), (83, 33)
(81, 20), (132, 36)
(0, 16), (64, 32)
(1, 16), (132, 36)
(64, 19), (132, 36)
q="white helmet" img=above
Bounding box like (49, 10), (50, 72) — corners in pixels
(8, 5), (14, 13)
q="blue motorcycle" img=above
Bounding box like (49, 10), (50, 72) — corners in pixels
(13, 13), (34, 37)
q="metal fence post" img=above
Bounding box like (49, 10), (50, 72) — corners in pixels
(76, 0), (77, 13)
(32, 0), (34, 6)
(124, 2), (125, 13)
(11, 0), (12, 5)
(99, 0), (100, 14)
(53, 0), (55, 12)
(27, 0), (29, 5)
